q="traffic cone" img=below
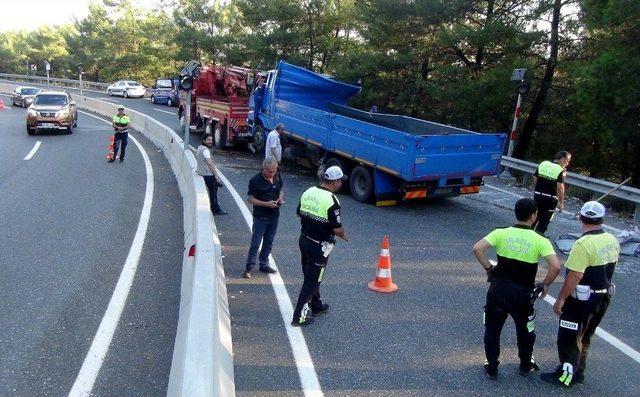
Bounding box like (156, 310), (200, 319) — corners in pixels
(0, 99), (4, 110)
(106, 135), (115, 161)
(368, 236), (398, 293)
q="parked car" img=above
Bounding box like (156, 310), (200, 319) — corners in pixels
(11, 86), (40, 107)
(150, 77), (179, 106)
(26, 91), (78, 135)
(106, 80), (146, 98)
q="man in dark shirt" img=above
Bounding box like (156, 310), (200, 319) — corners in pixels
(532, 151), (571, 235)
(243, 158), (283, 278)
(292, 166), (349, 326)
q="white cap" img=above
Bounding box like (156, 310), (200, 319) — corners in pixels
(580, 201), (605, 219)
(323, 165), (346, 181)
(117, 105), (125, 110)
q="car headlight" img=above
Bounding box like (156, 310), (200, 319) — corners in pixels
(57, 109), (69, 118)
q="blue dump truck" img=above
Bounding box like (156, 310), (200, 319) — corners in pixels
(249, 61), (506, 206)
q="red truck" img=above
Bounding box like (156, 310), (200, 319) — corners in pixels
(178, 65), (260, 148)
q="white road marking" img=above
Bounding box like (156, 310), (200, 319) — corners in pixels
(153, 108), (175, 115)
(24, 141), (41, 160)
(483, 183), (624, 233)
(215, 170), (324, 397)
(542, 295), (640, 364)
(488, 254), (640, 365)
(69, 111), (154, 397)
(101, 97), (121, 103)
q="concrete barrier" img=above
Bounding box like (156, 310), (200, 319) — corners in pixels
(0, 83), (236, 396)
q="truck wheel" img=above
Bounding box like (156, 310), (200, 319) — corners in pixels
(325, 157), (349, 193)
(252, 124), (265, 154)
(214, 123), (228, 149)
(350, 165), (374, 203)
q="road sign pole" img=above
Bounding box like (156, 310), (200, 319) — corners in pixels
(500, 91), (523, 180)
(184, 90), (191, 150)
(79, 72), (84, 97)
(45, 62), (51, 87)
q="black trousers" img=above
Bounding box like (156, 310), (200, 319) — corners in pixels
(533, 195), (557, 235)
(484, 278), (536, 368)
(113, 131), (128, 160)
(292, 235), (329, 322)
(202, 175), (222, 213)
(556, 294), (610, 381)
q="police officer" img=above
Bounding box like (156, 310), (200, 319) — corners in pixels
(292, 165), (349, 326)
(109, 105), (130, 163)
(532, 151), (572, 235)
(541, 201), (620, 387)
(473, 198), (561, 379)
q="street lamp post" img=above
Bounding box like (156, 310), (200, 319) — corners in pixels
(45, 61), (51, 87)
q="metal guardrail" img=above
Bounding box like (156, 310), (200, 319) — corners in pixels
(0, 72), (109, 91)
(501, 156), (640, 220)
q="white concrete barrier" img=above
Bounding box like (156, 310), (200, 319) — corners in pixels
(0, 83), (236, 396)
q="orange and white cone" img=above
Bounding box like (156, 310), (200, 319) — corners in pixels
(0, 99), (4, 110)
(106, 135), (115, 161)
(368, 236), (398, 293)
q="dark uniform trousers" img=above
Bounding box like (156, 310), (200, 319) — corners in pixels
(292, 235), (328, 322)
(484, 278), (536, 367)
(533, 195), (557, 235)
(113, 131), (129, 160)
(557, 294), (610, 378)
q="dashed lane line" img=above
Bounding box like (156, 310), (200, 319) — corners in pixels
(216, 169), (324, 397)
(24, 141), (41, 160)
(153, 108), (176, 115)
(68, 110), (155, 397)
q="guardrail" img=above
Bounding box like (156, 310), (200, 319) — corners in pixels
(501, 156), (640, 221)
(0, 72), (110, 91)
(0, 82), (236, 396)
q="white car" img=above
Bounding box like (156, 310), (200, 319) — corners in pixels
(106, 80), (146, 98)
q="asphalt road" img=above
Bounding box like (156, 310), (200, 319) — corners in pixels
(0, 94), (183, 396)
(4, 82), (639, 396)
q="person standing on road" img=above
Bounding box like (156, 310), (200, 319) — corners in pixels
(292, 166), (349, 327)
(109, 106), (130, 163)
(196, 134), (227, 216)
(532, 151), (572, 236)
(540, 201), (620, 388)
(265, 123), (284, 165)
(243, 158), (283, 278)
(473, 198), (561, 380)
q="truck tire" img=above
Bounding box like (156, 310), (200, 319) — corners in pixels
(214, 123), (228, 149)
(325, 157), (349, 193)
(252, 124), (265, 155)
(350, 165), (374, 203)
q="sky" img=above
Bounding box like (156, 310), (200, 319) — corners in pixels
(0, 0), (159, 32)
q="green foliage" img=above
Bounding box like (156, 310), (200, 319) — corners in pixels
(0, 0), (637, 184)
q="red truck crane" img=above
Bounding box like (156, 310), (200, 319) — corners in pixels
(178, 65), (260, 148)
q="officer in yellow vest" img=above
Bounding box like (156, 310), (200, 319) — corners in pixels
(109, 106), (130, 163)
(541, 201), (620, 387)
(292, 165), (349, 326)
(473, 198), (561, 379)
(532, 151), (571, 235)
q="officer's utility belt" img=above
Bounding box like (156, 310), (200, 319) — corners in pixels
(303, 234), (335, 258)
(572, 284), (615, 301)
(534, 191), (557, 199)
